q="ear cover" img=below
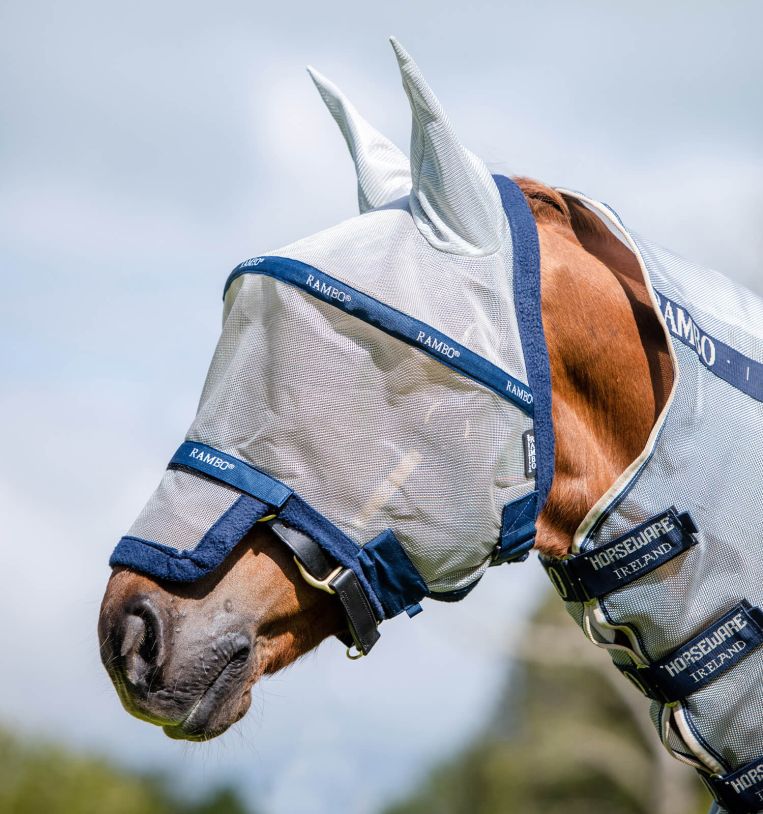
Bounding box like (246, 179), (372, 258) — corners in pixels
(390, 38), (508, 256)
(307, 66), (412, 213)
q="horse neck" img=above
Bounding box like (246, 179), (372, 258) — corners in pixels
(533, 205), (673, 557)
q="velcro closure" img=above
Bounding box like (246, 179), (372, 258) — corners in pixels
(493, 491), (538, 565)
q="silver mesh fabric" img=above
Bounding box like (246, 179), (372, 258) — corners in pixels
(126, 470), (240, 553)
(564, 191), (763, 783)
(126, 197), (534, 594)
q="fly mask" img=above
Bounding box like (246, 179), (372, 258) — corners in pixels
(109, 40), (555, 657)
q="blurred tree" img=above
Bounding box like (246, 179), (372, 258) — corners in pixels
(384, 593), (712, 814)
(0, 727), (251, 814)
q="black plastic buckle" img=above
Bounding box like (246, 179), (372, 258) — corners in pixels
(540, 556), (591, 603)
(618, 664), (673, 703)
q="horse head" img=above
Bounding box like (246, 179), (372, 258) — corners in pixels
(99, 39), (670, 741)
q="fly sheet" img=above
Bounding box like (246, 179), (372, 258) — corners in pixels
(544, 191), (763, 814)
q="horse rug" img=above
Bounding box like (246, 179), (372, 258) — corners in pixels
(543, 190), (763, 814)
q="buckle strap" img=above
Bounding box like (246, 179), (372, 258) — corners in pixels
(328, 569), (381, 656)
(270, 521), (380, 656)
(619, 602), (763, 703)
(541, 507), (698, 602)
(705, 755), (763, 814)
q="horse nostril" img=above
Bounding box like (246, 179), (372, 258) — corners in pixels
(118, 596), (166, 690)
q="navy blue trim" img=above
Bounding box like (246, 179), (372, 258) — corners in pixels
(493, 175), (555, 510)
(109, 495), (269, 581)
(223, 255), (534, 415)
(169, 441), (292, 508)
(654, 289), (763, 403)
(278, 495), (384, 620)
(427, 579), (483, 603)
(493, 490), (538, 564)
(357, 529), (428, 620)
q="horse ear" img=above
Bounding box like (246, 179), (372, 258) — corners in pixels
(307, 66), (411, 213)
(390, 38), (508, 256)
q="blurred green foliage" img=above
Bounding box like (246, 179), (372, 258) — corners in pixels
(0, 727), (252, 814)
(385, 593), (713, 814)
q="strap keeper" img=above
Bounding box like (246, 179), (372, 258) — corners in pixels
(678, 511), (698, 535)
(493, 491), (538, 565)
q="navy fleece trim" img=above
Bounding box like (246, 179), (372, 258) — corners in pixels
(109, 494), (270, 582)
(493, 175), (556, 511)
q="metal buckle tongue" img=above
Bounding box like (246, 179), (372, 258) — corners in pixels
(294, 558), (343, 594)
(269, 520), (381, 658)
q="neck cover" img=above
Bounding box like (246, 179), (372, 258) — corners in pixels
(110, 173), (554, 651)
(544, 191), (763, 814)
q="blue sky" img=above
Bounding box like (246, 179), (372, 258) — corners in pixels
(1, 2), (761, 812)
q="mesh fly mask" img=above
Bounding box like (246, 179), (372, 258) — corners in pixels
(110, 43), (555, 657)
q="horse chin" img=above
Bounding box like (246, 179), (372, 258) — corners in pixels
(164, 649), (256, 741)
(99, 530), (343, 739)
(162, 688), (253, 742)
(111, 642), (258, 742)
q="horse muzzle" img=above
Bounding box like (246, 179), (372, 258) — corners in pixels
(98, 580), (255, 740)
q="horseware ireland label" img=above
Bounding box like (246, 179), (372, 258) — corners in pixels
(572, 508), (698, 599)
(715, 757), (763, 810)
(624, 601), (763, 702)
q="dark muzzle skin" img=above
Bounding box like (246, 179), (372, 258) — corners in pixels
(98, 529), (343, 740)
(98, 570), (257, 740)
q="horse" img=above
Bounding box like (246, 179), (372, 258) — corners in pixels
(98, 39), (759, 814)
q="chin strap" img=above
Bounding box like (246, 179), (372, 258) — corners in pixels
(269, 520), (381, 658)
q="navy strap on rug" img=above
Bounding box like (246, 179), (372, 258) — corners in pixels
(542, 508), (698, 602)
(706, 755), (763, 814)
(619, 601), (763, 703)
